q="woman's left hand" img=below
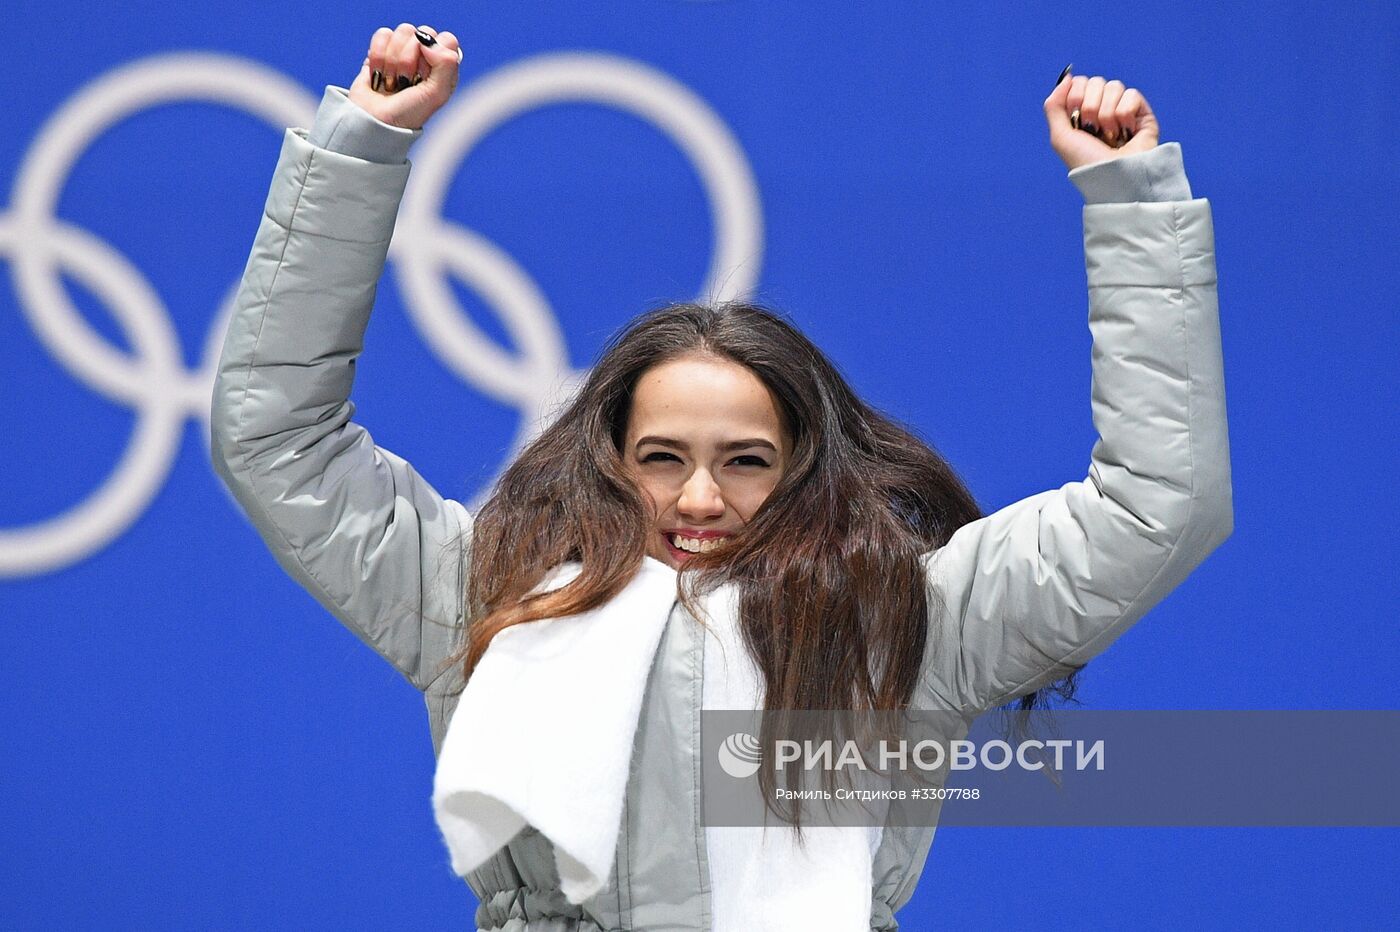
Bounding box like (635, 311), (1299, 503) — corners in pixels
(1044, 69), (1160, 171)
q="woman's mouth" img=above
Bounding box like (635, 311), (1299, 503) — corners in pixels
(661, 531), (732, 560)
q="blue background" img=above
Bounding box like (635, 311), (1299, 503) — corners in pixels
(3, 1), (1397, 928)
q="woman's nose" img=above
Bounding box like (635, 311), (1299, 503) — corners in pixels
(677, 469), (725, 520)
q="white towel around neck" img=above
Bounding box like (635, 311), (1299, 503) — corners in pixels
(431, 555), (882, 925)
(700, 580), (884, 931)
(431, 555), (683, 903)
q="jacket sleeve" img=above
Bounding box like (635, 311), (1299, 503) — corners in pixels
(917, 143), (1233, 715)
(209, 93), (471, 693)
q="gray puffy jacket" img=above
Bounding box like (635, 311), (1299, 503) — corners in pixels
(210, 87), (1232, 931)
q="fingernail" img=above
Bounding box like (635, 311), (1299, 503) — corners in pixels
(371, 69), (383, 92)
(413, 74), (424, 86)
(1069, 108), (1081, 130)
(1082, 120), (1098, 136)
(415, 27), (437, 47)
(396, 73), (411, 92)
(1054, 63), (1072, 91)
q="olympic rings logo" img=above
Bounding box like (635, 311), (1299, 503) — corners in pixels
(0, 51), (763, 578)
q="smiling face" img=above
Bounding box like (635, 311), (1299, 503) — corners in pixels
(621, 352), (793, 569)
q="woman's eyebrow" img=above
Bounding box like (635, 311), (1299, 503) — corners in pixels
(635, 435), (777, 452)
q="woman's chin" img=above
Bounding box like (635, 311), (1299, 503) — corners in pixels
(651, 548), (681, 570)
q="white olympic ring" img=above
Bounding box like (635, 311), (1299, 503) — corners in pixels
(0, 50), (763, 578)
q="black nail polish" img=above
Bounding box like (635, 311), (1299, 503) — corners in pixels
(1082, 121), (1098, 136)
(397, 74), (413, 92)
(415, 28), (437, 47)
(1055, 63), (1072, 91)
(413, 74), (424, 86)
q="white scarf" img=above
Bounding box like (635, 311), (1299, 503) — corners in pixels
(431, 555), (682, 903)
(431, 555), (881, 926)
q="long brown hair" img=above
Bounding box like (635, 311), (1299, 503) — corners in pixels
(440, 299), (1078, 829)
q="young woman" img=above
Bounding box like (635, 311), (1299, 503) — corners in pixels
(211, 22), (1231, 932)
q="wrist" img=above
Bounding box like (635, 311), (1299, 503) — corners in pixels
(1068, 142), (1193, 204)
(307, 85), (422, 164)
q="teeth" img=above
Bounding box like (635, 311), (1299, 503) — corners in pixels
(668, 534), (729, 553)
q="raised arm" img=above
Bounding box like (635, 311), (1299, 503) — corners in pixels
(209, 25), (471, 692)
(917, 74), (1233, 715)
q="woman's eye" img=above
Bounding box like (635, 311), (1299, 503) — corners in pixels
(640, 452), (768, 468)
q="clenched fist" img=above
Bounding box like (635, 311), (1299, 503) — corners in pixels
(1045, 67), (1160, 171)
(347, 23), (463, 131)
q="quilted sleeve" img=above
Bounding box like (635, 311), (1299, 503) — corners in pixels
(917, 145), (1233, 715)
(209, 122), (471, 692)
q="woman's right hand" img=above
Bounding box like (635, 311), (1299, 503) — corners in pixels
(347, 23), (463, 131)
